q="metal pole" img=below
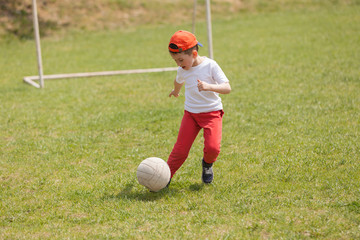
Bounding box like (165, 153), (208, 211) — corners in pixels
(192, 0), (197, 34)
(32, 0), (44, 88)
(205, 0), (213, 59)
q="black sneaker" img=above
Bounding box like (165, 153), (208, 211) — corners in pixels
(166, 178), (171, 188)
(202, 159), (213, 184)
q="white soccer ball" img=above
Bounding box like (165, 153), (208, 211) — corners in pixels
(137, 157), (171, 192)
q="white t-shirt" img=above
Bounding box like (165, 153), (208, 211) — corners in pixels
(176, 57), (229, 113)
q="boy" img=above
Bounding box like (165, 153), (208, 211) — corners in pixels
(167, 30), (231, 185)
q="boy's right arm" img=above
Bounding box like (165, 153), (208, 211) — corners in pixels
(169, 78), (184, 97)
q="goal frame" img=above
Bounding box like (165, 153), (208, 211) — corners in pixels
(24, 0), (214, 88)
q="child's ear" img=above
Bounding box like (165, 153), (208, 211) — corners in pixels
(192, 50), (198, 57)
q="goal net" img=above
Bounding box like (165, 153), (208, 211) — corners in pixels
(24, 0), (214, 88)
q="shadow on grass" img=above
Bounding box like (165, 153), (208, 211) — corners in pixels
(188, 182), (204, 191)
(102, 182), (172, 202)
(102, 181), (206, 202)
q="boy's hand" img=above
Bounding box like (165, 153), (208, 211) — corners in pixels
(197, 79), (211, 92)
(197, 79), (231, 94)
(169, 89), (180, 98)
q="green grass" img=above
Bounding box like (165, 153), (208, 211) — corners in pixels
(1, 6), (360, 239)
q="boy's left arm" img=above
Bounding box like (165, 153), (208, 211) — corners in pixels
(197, 79), (231, 94)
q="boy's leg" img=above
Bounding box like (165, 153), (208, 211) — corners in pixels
(167, 111), (201, 178)
(201, 110), (224, 164)
(199, 110), (223, 184)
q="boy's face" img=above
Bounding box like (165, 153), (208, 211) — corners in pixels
(170, 51), (196, 71)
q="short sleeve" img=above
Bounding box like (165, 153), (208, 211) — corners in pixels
(211, 61), (229, 84)
(175, 67), (186, 84)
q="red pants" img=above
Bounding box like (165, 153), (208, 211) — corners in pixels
(167, 110), (224, 178)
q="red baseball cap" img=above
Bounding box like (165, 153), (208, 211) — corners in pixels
(168, 30), (203, 53)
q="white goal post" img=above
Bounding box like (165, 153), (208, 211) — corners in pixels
(24, 0), (214, 89)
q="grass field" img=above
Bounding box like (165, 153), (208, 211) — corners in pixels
(1, 5), (360, 239)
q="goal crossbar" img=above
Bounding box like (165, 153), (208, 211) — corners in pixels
(24, 0), (213, 89)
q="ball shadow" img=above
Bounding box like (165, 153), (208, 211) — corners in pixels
(102, 182), (174, 202)
(102, 181), (206, 202)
